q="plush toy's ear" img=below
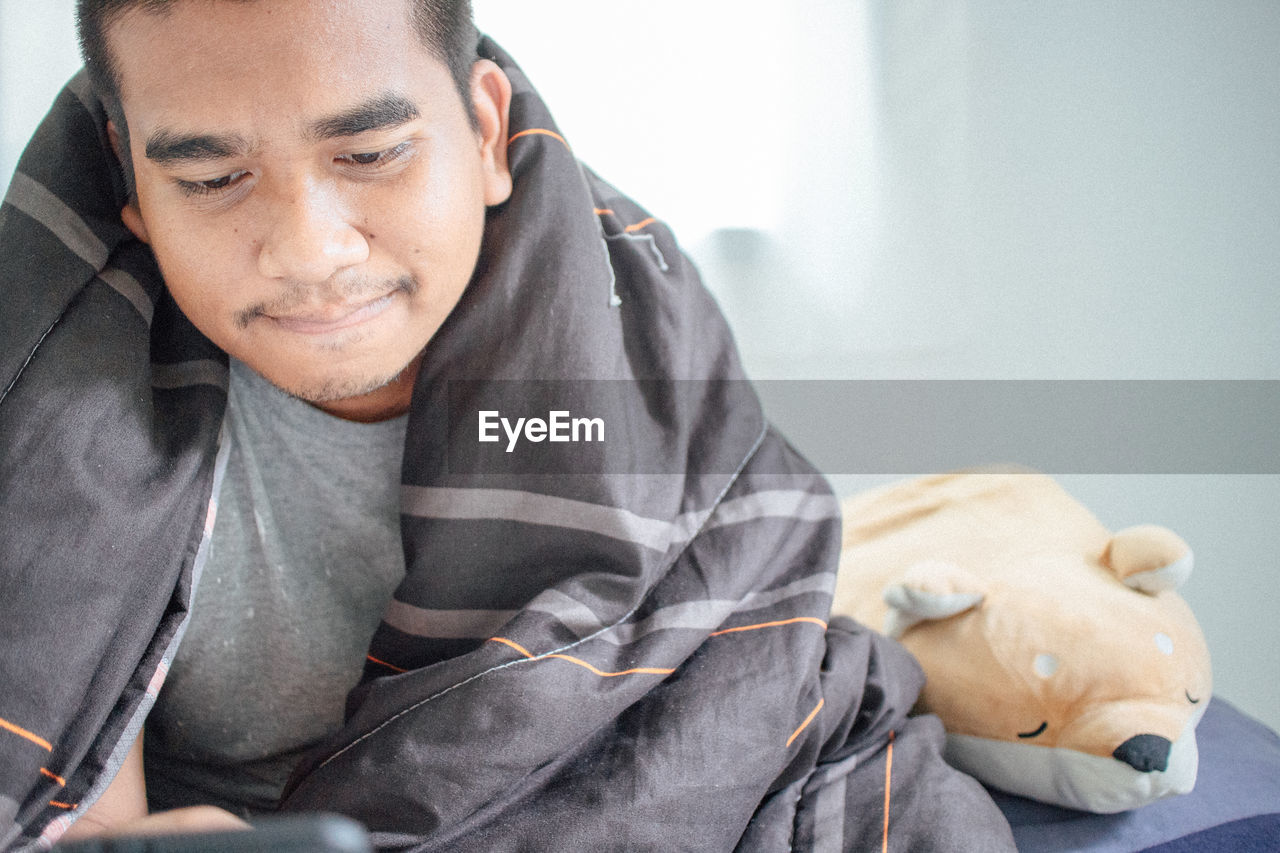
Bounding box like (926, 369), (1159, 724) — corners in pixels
(1101, 525), (1193, 593)
(882, 560), (986, 639)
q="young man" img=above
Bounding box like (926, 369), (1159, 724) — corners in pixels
(0, 1), (1015, 849)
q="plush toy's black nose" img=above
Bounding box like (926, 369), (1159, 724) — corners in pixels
(1113, 734), (1172, 772)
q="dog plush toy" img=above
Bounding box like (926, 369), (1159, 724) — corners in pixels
(832, 471), (1212, 813)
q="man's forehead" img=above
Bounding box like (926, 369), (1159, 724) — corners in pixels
(106, 0), (427, 98)
(108, 0), (416, 28)
(105, 0), (453, 139)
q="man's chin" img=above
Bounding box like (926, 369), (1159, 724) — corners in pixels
(259, 360), (420, 422)
(241, 347), (424, 421)
(283, 372), (404, 405)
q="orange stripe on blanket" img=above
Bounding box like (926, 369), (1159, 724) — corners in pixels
(623, 217), (657, 233)
(489, 636), (536, 658)
(0, 715), (52, 752)
(593, 207), (615, 216)
(40, 767), (66, 786)
(508, 128), (570, 149)
(366, 655), (408, 674)
(709, 616), (828, 637)
(543, 654), (674, 678)
(488, 637), (675, 678)
(48, 801), (76, 810)
(882, 729), (895, 853)
(785, 698), (825, 748)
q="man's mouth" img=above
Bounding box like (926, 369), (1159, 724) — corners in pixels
(264, 291), (397, 336)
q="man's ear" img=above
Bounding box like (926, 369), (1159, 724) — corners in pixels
(107, 120), (150, 244)
(470, 59), (513, 207)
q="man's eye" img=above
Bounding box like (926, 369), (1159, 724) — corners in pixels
(339, 141), (412, 169)
(177, 170), (249, 197)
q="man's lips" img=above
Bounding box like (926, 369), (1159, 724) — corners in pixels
(264, 292), (397, 335)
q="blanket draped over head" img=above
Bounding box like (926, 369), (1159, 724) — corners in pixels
(0, 38), (1012, 852)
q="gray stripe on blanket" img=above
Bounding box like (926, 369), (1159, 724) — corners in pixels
(384, 586), (611, 641)
(811, 771), (848, 852)
(0, 794), (24, 852)
(699, 489), (842, 534)
(607, 599), (737, 644)
(669, 489), (840, 545)
(527, 587), (607, 636)
(401, 486), (672, 551)
(98, 268), (154, 325)
(603, 573), (838, 646)
(66, 70), (97, 118)
(808, 750), (868, 851)
(383, 601), (517, 639)
(382, 573), (834, 644)
(734, 572), (838, 613)
(151, 360), (229, 392)
(594, 573), (837, 646)
(4, 172), (110, 270)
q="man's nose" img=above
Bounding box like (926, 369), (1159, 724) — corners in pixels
(256, 180), (368, 283)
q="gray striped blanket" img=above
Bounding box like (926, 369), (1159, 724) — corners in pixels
(0, 38), (1013, 852)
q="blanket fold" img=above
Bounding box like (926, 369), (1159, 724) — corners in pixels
(0, 37), (1013, 852)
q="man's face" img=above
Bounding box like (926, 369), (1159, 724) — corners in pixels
(109, 0), (512, 421)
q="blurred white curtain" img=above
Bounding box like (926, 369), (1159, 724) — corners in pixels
(479, 0), (1280, 381)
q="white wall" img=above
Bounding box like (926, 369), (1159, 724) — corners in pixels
(0, 0), (81, 194)
(3, 1), (1276, 731)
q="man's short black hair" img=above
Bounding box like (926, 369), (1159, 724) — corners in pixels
(75, 0), (479, 196)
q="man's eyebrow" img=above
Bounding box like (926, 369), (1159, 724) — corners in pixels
(140, 94), (420, 165)
(144, 131), (251, 165)
(308, 94), (421, 140)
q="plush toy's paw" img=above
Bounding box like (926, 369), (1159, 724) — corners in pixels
(882, 561), (985, 639)
(1102, 525), (1193, 593)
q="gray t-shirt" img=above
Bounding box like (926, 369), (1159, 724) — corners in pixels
(144, 358), (407, 814)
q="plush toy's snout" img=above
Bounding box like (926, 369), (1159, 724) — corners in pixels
(1114, 733), (1172, 773)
